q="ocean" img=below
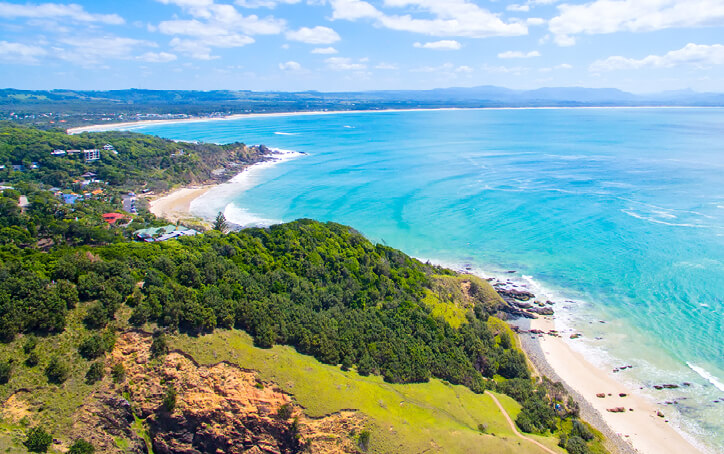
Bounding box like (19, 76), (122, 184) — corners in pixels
(128, 108), (724, 452)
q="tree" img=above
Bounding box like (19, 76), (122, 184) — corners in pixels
(163, 386), (177, 412)
(68, 439), (95, 454)
(213, 211), (228, 233)
(45, 355), (70, 384)
(111, 363), (125, 383)
(150, 331), (168, 358)
(571, 419), (594, 441)
(85, 361), (104, 384)
(565, 436), (590, 454)
(24, 427), (53, 453)
(0, 359), (12, 384)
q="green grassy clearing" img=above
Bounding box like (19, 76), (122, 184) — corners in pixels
(173, 329), (565, 454)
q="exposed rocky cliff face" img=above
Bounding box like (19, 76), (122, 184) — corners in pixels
(71, 331), (366, 454)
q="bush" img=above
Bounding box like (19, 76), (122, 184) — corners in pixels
(25, 350), (39, 367)
(68, 439), (96, 454)
(0, 359), (12, 384)
(23, 335), (38, 354)
(571, 419), (594, 441)
(111, 363), (125, 383)
(68, 439), (95, 454)
(78, 331), (115, 360)
(150, 331), (168, 358)
(276, 403), (293, 420)
(358, 430), (371, 451)
(24, 427), (53, 452)
(163, 386), (177, 412)
(45, 356), (69, 384)
(85, 361), (104, 384)
(565, 436), (590, 454)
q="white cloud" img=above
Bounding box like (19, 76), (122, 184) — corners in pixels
(0, 40), (46, 63)
(311, 46), (338, 54)
(498, 50), (541, 58)
(325, 56), (366, 70)
(507, 4), (530, 11)
(539, 63), (572, 72)
(55, 36), (155, 65)
(329, 0), (528, 38)
(375, 62), (398, 69)
(236, 0), (301, 7)
(0, 2), (124, 25)
(550, 0), (724, 46)
(137, 51), (177, 63)
(412, 62), (473, 74)
(278, 60), (302, 70)
(168, 38), (217, 60)
(590, 43), (724, 71)
(413, 40), (461, 50)
(286, 26), (340, 44)
(526, 17), (545, 26)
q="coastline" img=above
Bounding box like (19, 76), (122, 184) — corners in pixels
(513, 314), (703, 454)
(65, 105), (723, 134)
(148, 148), (304, 225)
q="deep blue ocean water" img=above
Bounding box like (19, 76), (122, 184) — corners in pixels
(128, 108), (724, 452)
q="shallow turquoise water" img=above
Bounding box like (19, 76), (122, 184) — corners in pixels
(130, 108), (724, 451)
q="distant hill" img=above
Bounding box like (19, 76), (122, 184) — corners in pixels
(2, 86), (723, 128)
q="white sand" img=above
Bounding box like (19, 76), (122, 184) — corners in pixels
(527, 315), (702, 454)
(147, 186), (212, 223)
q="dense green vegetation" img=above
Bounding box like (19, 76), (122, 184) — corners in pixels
(0, 121), (267, 191)
(0, 124), (605, 454)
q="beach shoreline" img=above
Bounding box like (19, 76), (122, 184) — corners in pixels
(65, 105), (723, 134)
(512, 314), (704, 454)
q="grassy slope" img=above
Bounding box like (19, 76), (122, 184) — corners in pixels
(173, 329), (566, 454)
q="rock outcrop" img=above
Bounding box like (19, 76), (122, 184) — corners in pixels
(72, 331), (366, 454)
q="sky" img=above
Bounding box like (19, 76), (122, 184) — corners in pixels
(0, 0), (723, 93)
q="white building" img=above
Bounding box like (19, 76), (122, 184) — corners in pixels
(83, 149), (100, 162)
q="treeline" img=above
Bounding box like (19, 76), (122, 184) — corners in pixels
(0, 122), (268, 191)
(1, 220), (527, 391)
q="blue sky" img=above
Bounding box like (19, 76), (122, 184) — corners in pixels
(0, 0), (723, 92)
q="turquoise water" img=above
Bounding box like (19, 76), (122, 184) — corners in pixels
(129, 108), (724, 452)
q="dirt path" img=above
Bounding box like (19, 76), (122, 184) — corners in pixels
(488, 392), (559, 454)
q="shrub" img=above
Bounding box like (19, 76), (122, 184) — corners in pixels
(150, 331), (168, 358)
(571, 419), (594, 441)
(111, 363), (125, 383)
(0, 359), (12, 384)
(68, 439), (95, 454)
(276, 403), (293, 420)
(357, 430), (371, 451)
(78, 331), (115, 360)
(477, 423), (488, 433)
(25, 350), (39, 367)
(85, 361), (104, 384)
(23, 427), (53, 453)
(45, 356), (69, 384)
(163, 386), (177, 412)
(23, 335), (38, 354)
(565, 436), (590, 454)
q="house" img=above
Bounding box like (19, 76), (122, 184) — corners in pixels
(103, 144), (115, 150)
(83, 149), (100, 162)
(30, 162), (39, 169)
(51, 150), (67, 156)
(102, 213), (128, 225)
(60, 193), (79, 204)
(133, 225), (199, 242)
(67, 149), (81, 155)
(12, 164), (24, 172)
(81, 172), (97, 178)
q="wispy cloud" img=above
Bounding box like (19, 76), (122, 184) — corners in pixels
(590, 43), (724, 72)
(0, 40), (46, 63)
(286, 26), (340, 44)
(498, 50), (541, 59)
(0, 2), (124, 25)
(550, 0), (724, 46)
(311, 46), (338, 54)
(413, 40), (461, 50)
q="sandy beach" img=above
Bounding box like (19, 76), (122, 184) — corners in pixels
(147, 186), (213, 223)
(515, 314), (703, 454)
(65, 106), (713, 135)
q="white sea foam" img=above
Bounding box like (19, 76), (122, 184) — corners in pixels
(622, 209), (706, 228)
(223, 203), (280, 227)
(274, 132), (299, 135)
(687, 363), (724, 392)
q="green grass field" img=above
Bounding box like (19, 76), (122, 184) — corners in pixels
(173, 329), (566, 454)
